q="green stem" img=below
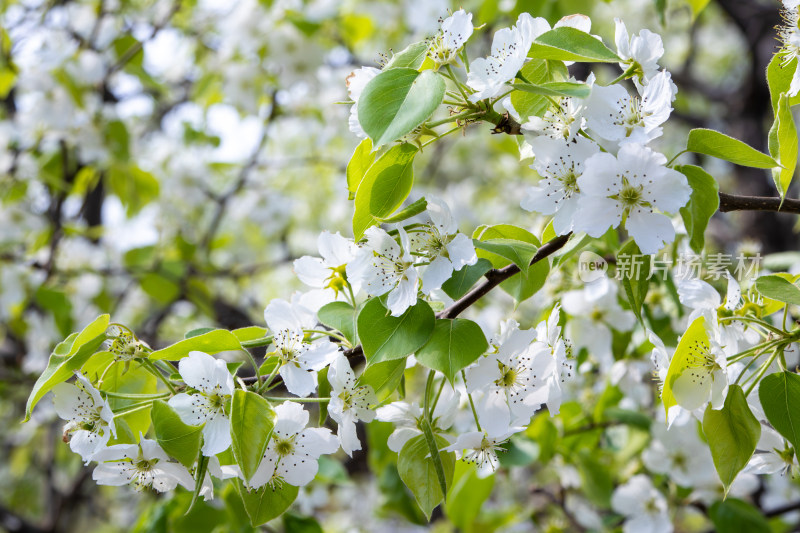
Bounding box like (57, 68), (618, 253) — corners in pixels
(243, 349), (262, 388)
(264, 396), (330, 403)
(257, 361), (282, 393)
(141, 359), (176, 394)
(461, 370), (482, 432)
(304, 329), (350, 345)
(719, 315), (785, 336)
(743, 347), (782, 397)
(429, 376), (446, 416)
(666, 149), (688, 167)
(446, 64), (470, 103)
(112, 400), (155, 418)
(241, 335), (274, 349)
(421, 126), (461, 148)
(103, 391), (171, 400)
(609, 65), (637, 86)
(426, 110), (480, 128)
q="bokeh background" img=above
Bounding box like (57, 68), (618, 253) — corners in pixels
(1, 0), (798, 531)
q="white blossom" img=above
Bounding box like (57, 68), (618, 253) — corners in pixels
(574, 143), (691, 255)
(168, 351), (234, 456)
(347, 227), (420, 316)
(428, 9), (473, 67)
(446, 429), (518, 478)
(249, 401), (339, 488)
(614, 18), (664, 84)
(92, 437), (194, 493)
(375, 385), (459, 452)
(611, 475), (672, 533)
(293, 231), (359, 299)
(52, 373), (116, 463)
(327, 353), (376, 456)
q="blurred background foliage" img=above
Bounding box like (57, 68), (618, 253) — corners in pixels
(1, 0), (798, 531)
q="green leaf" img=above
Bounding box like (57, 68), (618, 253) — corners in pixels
(687, 128), (778, 169)
(318, 367), (331, 426)
(358, 298), (435, 363)
(151, 400), (203, 468)
(352, 143), (417, 239)
(377, 197), (428, 224)
(755, 275), (800, 306)
(318, 301), (358, 345)
(24, 314), (110, 421)
(687, 0), (711, 19)
(510, 59), (568, 121)
(617, 240), (650, 328)
(358, 359), (406, 401)
(702, 385), (760, 493)
(107, 164), (160, 217)
(185, 327), (216, 339)
(357, 68), (445, 147)
(602, 407), (652, 430)
(232, 326), (269, 343)
(100, 361), (156, 440)
(230, 390), (276, 483)
(709, 499), (771, 533)
(768, 94), (798, 197)
(415, 318), (488, 383)
(511, 80), (590, 99)
(445, 462), (494, 533)
(149, 329), (243, 360)
(575, 451), (613, 508)
(235, 479), (299, 526)
(385, 41), (430, 70)
(346, 138), (374, 201)
(283, 512), (324, 533)
(766, 54), (800, 113)
(529, 27), (620, 63)
(398, 434), (455, 520)
(677, 165), (720, 254)
(473, 238), (538, 278)
(441, 258), (493, 300)
(662, 316), (709, 420)
(759, 371), (800, 452)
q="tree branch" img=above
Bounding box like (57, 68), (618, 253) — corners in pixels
(719, 192), (800, 214)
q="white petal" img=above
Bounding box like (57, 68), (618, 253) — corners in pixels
(201, 412), (232, 456)
(626, 210), (675, 255)
(672, 369), (712, 411)
(274, 400), (310, 435)
(338, 415), (361, 457)
(422, 256), (453, 295)
(296, 427), (339, 456)
(446, 233), (478, 270)
(93, 463), (135, 486)
(169, 393), (212, 426)
(318, 231), (356, 266)
(477, 389), (512, 436)
(178, 351), (233, 394)
(280, 364), (317, 398)
(573, 196), (622, 237)
(293, 256), (329, 288)
(387, 427), (421, 453)
(386, 269), (419, 316)
(277, 453), (319, 486)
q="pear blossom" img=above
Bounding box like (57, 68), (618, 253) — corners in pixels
(327, 353), (376, 456)
(584, 70), (676, 147)
(562, 278), (636, 371)
(92, 436), (194, 493)
(520, 136), (599, 235)
(347, 226), (420, 316)
(611, 475), (672, 533)
(168, 351), (234, 456)
(779, 2), (800, 96)
(428, 9), (473, 68)
(574, 143), (691, 255)
(409, 197), (477, 293)
(264, 297), (339, 397)
(375, 385), (460, 452)
(52, 372), (116, 463)
(293, 231), (359, 299)
(446, 429), (518, 478)
(533, 303), (573, 415)
(467, 13), (549, 102)
(248, 401), (339, 488)
(465, 320), (555, 435)
(521, 92), (588, 143)
(642, 420), (717, 487)
(614, 18), (664, 84)
(346, 66), (381, 138)
(744, 425), (796, 475)
(670, 322), (728, 411)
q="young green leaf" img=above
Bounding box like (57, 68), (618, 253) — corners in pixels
(230, 390), (276, 483)
(473, 238), (538, 278)
(687, 128), (778, 169)
(755, 275), (800, 306)
(398, 434), (455, 520)
(677, 165), (720, 254)
(708, 499), (771, 533)
(759, 371), (800, 452)
(441, 258), (493, 300)
(473, 224), (548, 302)
(352, 143), (417, 239)
(768, 94), (798, 197)
(377, 197), (428, 224)
(358, 298), (435, 363)
(384, 41), (430, 70)
(148, 329), (244, 360)
(415, 318), (488, 383)
(529, 27), (620, 63)
(24, 314), (110, 421)
(661, 316), (709, 420)
(318, 301), (358, 345)
(358, 359), (406, 401)
(617, 240), (650, 328)
(444, 462), (495, 532)
(151, 400), (203, 469)
(357, 68), (445, 147)
(346, 138), (374, 200)
(702, 385), (760, 494)
(510, 58), (568, 120)
(511, 80), (590, 99)
(766, 54), (800, 113)
(235, 479), (299, 526)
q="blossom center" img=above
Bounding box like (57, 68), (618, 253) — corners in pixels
(274, 436), (296, 457)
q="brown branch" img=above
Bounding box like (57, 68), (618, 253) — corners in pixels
(719, 192), (800, 214)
